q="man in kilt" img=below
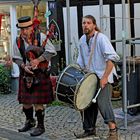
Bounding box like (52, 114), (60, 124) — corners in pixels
(13, 16), (57, 136)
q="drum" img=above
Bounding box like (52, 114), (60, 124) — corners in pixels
(55, 64), (98, 111)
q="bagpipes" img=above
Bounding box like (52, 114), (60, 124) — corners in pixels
(26, 0), (55, 70)
(24, 0), (54, 89)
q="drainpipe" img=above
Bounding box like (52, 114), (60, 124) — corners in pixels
(66, 0), (71, 65)
(10, 5), (17, 56)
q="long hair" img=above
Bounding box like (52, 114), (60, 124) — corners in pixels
(83, 15), (101, 32)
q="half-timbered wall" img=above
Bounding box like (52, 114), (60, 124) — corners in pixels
(57, 1), (140, 64)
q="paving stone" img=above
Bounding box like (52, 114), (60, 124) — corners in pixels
(0, 93), (140, 140)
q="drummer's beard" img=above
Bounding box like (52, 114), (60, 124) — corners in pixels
(84, 28), (95, 38)
(83, 28), (90, 34)
(83, 28), (94, 36)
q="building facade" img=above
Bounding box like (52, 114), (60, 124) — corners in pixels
(0, 0), (51, 60)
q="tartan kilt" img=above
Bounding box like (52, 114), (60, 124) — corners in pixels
(18, 72), (53, 104)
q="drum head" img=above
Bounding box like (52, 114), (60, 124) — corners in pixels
(74, 73), (97, 111)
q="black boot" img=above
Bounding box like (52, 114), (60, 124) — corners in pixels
(30, 109), (45, 136)
(18, 107), (36, 132)
(74, 129), (96, 138)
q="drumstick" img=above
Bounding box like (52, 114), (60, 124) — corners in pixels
(92, 88), (102, 103)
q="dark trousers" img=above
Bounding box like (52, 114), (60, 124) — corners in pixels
(81, 103), (98, 131)
(81, 84), (115, 131)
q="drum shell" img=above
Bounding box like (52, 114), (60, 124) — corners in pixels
(56, 64), (84, 105)
(55, 64), (98, 111)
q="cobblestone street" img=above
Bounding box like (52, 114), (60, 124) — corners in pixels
(0, 93), (140, 140)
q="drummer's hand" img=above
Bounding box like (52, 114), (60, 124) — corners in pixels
(24, 65), (34, 74)
(30, 59), (40, 70)
(100, 76), (108, 89)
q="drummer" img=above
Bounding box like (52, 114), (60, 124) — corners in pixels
(12, 16), (57, 136)
(75, 15), (120, 140)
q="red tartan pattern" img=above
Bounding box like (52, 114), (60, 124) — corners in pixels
(18, 72), (53, 104)
(50, 76), (58, 99)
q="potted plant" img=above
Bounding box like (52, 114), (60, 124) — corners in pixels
(112, 77), (122, 100)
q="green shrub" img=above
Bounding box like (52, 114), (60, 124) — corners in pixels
(0, 64), (11, 94)
(48, 100), (65, 106)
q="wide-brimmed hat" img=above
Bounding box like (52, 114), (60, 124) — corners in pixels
(16, 16), (33, 28)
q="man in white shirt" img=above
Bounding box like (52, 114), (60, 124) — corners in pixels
(75, 15), (120, 140)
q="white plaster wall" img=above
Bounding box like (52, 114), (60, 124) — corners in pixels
(115, 4), (131, 57)
(63, 6), (79, 64)
(134, 3), (140, 56)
